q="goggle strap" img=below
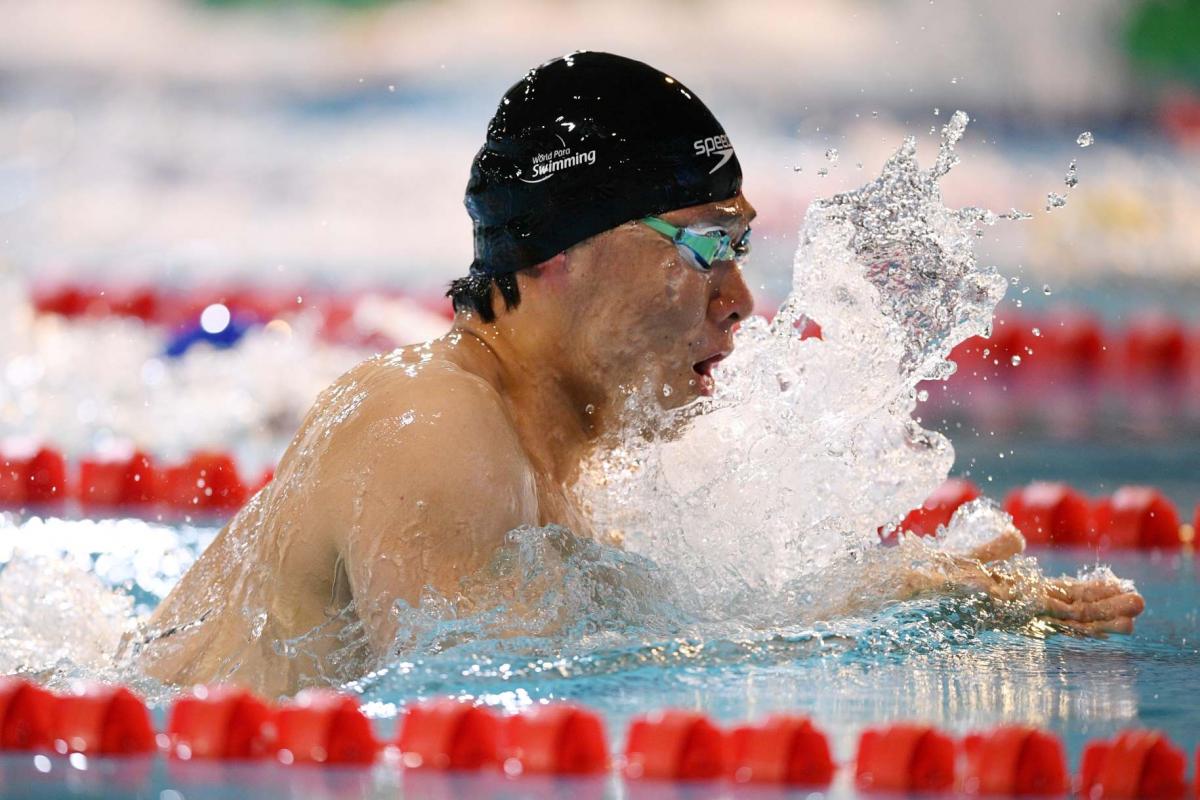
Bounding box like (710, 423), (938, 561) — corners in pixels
(640, 216), (679, 241)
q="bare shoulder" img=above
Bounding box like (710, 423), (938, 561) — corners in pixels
(318, 352), (539, 532)
(341, 353), (522, 459)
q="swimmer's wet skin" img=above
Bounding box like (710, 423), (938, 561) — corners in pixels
(133, 51), (1142, 695)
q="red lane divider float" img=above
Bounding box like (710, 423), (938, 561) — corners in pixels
(165, 685), (275, 760)
(501, 703), (608, 776)
(1081, 729), (1188, 799)
(1092, 486), (1183, 550)
(1124, 314), (1191, 378)
(0, 678), (56, 751)
(855, 723), (957, 794)
(273, 689), (378, 766)
(1003, 482), (1095, 547)
(0, 679), (155, 756)
(50, 684), (156, 756)
(1, 681), (1199, 796)
(623, 710), (728, 781)
(728, 714), (834, 787)
(7, 446), (1195, 553)
(961, 725), (1068, 796)
(0, 447), (68, 506)
(887, 478), (1191, 549)
(947, 310), (1200, 385)
(395, 698), (500, 771)
(0, 444), (272, 518)
(79, 451), (159, 508)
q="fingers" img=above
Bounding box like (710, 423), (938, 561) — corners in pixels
(1072, 579), (1133, 603)
(1044, 590), (1145, 623)
(1050, 577), (1130, 604)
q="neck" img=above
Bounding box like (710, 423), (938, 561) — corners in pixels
(450, 315), (601, 489)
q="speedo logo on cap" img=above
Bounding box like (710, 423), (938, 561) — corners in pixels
(519, 146), (597, 183)
(694, 134), (734, 174)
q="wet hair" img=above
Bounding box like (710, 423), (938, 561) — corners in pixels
(446, 271), (522, 323)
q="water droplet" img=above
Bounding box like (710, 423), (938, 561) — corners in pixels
(825, 148), (839, 165)
(1032, 327), (1041, 337)
(793, 165), (803, 172)
(399, 410), (415, 426)
(1077, 131), (1094, 147)
(1064, 159), (1078, 189)
(1042, 284), (1052, 296)
(916, 389), (929, 402)
(1045, 192), (1067, 211)
(871, 110), (879, 118)
(933, 107), (940, 116)
(1010, 355), (1021, 366)
(661, 384), (672, 397)
(585, 403), (595, 415)
(816, 167), (829, 177)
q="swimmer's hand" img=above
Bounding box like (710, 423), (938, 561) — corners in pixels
(907, 528), (1146, 637)
(1035, 573), (1145, 636)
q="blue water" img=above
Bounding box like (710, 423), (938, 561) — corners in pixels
(0, 523), (1195, 798)
(350, 549), (1199, 759)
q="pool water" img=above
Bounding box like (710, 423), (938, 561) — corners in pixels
(0, 513), (1194, 798)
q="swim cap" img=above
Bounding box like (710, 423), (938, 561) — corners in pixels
(466, 51), (743, 277)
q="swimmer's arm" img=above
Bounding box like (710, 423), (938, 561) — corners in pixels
(329, 371), (538, 657)
(894, 528), (1145, 635)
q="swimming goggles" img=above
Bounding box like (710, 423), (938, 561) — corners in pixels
(640, 216), (751, 272)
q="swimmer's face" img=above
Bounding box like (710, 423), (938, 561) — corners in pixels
(563, 193), (756, 409)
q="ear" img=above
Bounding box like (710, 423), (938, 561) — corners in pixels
(525, 251), (570, 290)
(533, 251), (568, 277)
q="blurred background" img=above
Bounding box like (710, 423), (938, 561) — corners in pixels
(2, 0), (1199, 520)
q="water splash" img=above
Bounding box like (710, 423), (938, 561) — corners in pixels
(580, 110), (1007, 612)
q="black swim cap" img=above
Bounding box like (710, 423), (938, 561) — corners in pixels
(466, 51), (743, 277)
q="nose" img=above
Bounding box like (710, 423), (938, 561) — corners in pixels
(708, 263), (755, 329)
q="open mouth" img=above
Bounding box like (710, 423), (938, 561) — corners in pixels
(692, 353), (727, 396)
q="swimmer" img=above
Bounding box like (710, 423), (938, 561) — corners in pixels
(133, 52), (1143, 695)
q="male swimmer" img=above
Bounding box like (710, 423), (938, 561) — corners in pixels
(134, 52), (1144, 696)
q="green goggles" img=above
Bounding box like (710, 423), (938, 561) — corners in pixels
(640, 216), (751, 272)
